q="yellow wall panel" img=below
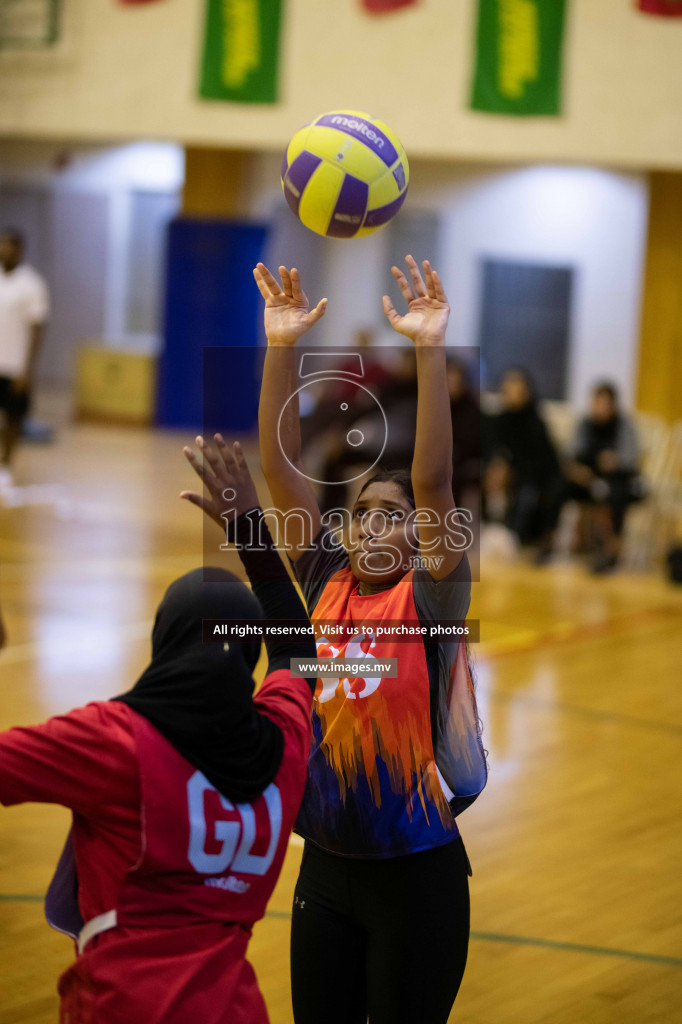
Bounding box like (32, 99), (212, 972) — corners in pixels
(636, 173), (682, 423)
(183, 148), (256, 217)
(76, 346), (157, 425)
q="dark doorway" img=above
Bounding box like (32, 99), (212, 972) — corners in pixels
(478, 258), (573, 399)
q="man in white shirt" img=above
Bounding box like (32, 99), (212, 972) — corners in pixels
(0, 228), (50, 483)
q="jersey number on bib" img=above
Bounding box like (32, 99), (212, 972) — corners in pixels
(187, 772), (283, 877)
(316, 632), (383, 703)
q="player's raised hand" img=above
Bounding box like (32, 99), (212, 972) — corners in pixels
(253, 263), (327, 346)
(181, 436), (260, 531)
(382, 255), (450, 347)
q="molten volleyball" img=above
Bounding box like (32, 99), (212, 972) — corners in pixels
(281, 110), (409, 239)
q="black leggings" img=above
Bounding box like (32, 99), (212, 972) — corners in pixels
(290, 839), (470, 1024)
(564, 472), (642, 537)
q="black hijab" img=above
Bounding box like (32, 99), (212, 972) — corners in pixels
(493, 369), (560, 482)
(115, 567), (284, 804)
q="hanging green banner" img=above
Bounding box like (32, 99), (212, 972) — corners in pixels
(470, 0), (566, 116)
(199, 0), (282, 104)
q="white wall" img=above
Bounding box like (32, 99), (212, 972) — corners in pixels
(248, 159), (649, 407)
(432, 164), (649, 407)
(0, 140), (184, 383)
(1, 141), (649, 405)
(0, 139), (184, 192)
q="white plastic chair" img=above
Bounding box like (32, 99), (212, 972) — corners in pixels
(621, 413), (672, 570)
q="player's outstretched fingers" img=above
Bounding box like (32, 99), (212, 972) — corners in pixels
(289, 268), (307, 305)
(391, 265), (415, 306)
(198, 439), (224, 479)
(213, 432), (232, 458)
(232, 440), (249, 473)
(430, 267), (447, 303)
(382, 295), (401, 328)
(254, 263), (283, 297)
(252, 266), (272, 301)
(194, 435), (221, 477)
(179, 490), (212, 514)
(183, 445), (213, 486)
(422, 259), (446, 303)
(405, 254), (427, 296)
(307, 297), (328, 326)
(279, 266), (294, 297)
(214, 434), (238, 474)
(422, 259), (436, 300)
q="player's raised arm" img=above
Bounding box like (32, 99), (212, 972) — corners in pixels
(382, 255), (463, 579)
(181, 436), (317, 690)
(254, 263), (326, 560)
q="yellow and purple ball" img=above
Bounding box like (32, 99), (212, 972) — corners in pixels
(281, 110), (410, 239)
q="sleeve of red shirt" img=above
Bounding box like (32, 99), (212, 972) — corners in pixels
(254, 669), (313, 759)
(0, 702), (138, 815)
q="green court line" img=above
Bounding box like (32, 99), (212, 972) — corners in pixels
(468, 931), (682, 967)
(263, 912), (682, 967)
(3, 895), (680, 968)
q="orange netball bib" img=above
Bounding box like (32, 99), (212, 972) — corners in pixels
(295, 569), (460, 857)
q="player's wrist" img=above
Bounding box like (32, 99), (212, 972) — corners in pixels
(413, 333), (446, 348)
(266, 334), (299, 347)
(225, 505), (263, 544)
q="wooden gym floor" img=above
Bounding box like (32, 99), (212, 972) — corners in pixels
(0, 413), (681, 1023)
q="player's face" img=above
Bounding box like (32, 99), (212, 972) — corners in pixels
(346, 481), (417, 583)
(0, 235), (21, 271)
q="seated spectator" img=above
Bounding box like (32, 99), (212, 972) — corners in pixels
(318, 348), (418, 513)
(482, 368), (564, 563)
(319, 355), (483, 517)
(564, 382), (644, 573)
(299, 328), (388, 450)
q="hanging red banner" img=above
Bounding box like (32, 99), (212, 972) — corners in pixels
(361, 0), (418, 12)
(637, 0), (682, 14)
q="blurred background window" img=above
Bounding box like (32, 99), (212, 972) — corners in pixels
(478, 259), (573, 400)
(124, 190), (179, 338)
(0, 0), (60, 49)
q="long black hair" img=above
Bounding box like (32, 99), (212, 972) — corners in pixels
(354, 467), (481, 718)
(355, 467), (415, 509)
